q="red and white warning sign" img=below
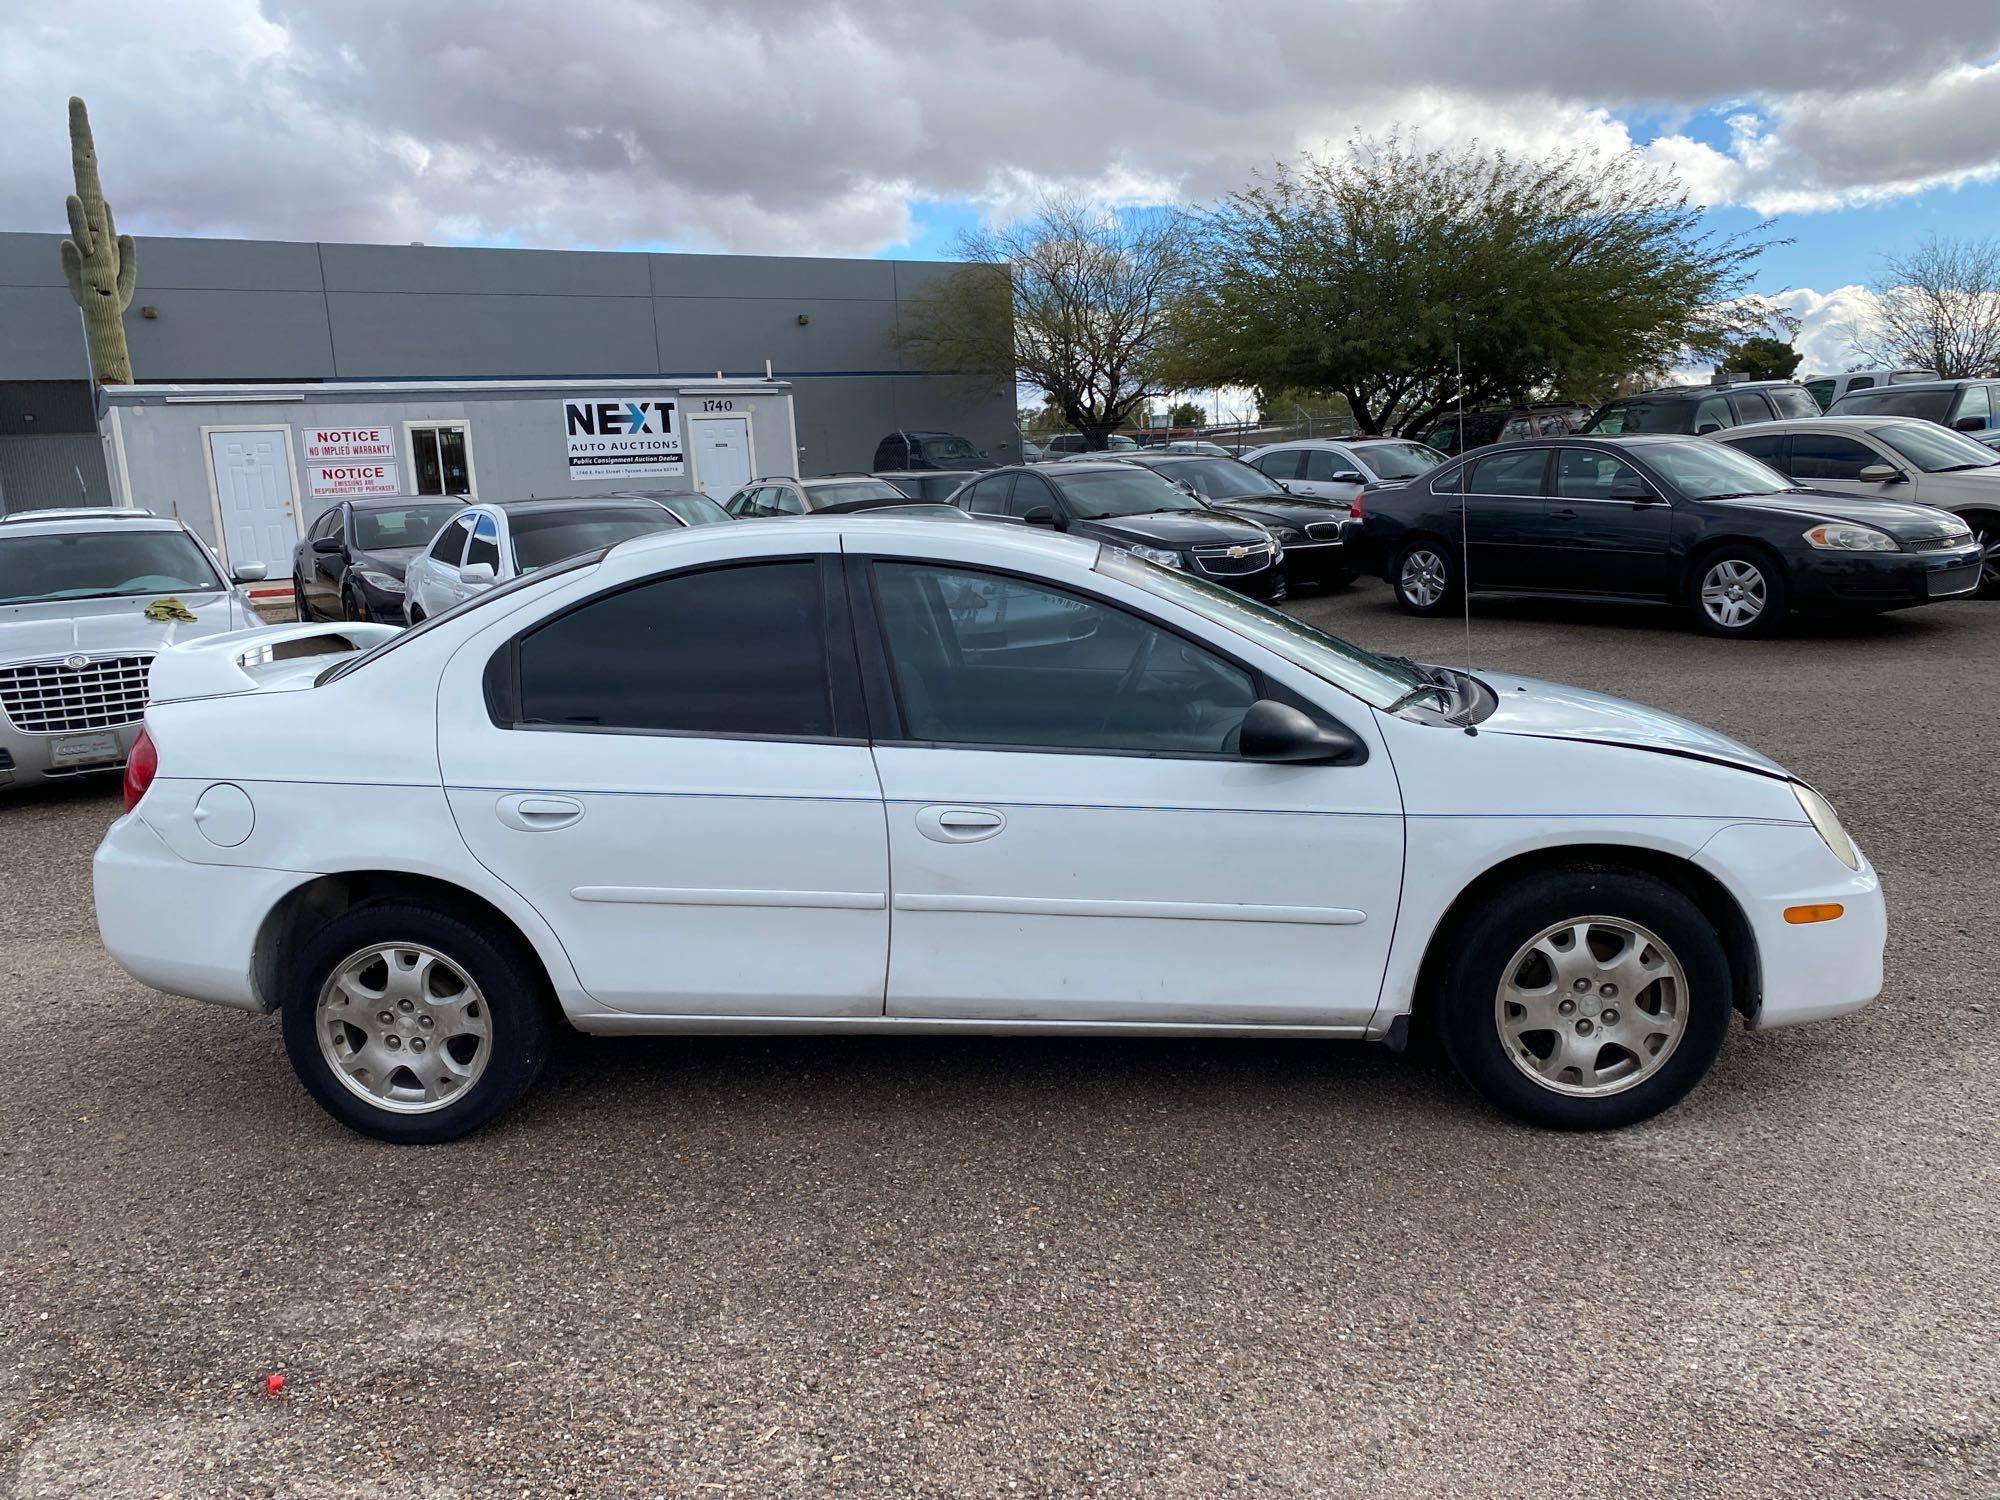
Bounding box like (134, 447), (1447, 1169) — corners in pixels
(302, 427), (397, 462)
(307, 462), (403, 497)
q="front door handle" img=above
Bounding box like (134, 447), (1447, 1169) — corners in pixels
(915, 805), (1006, 843)
(1549, 507), (1578, 520)
(496, 793), (585, 832)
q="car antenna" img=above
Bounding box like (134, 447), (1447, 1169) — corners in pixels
(1455, 341), (1473, 675)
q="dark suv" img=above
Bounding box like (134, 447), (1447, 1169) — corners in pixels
(871, 430), (994, 471)
(1416, 404), (1592, 456)
(1825, 377), (2000, 436)
(1583, 381), (1819, 436)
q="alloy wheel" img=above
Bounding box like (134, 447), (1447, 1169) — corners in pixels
(1493, 916), (1689, 1098)
(1699, 559), (1766, 630)
(316, 944), (492, 1114)
(1400, 548), (1448, 608)
(1974, 523), (2000, 593)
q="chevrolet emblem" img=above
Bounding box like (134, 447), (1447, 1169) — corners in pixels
(1226, 544), (1249, 559)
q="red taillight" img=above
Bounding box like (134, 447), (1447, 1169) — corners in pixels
(1348, 492), (1365, 520)
(122, 726), (158, 811)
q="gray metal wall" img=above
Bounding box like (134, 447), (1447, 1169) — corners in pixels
(0, 434), (112, 514)
(0, 233), (1014, 476)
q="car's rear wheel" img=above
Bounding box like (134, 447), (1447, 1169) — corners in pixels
(1432, 869), (1732, 1129)
(1691, 547), (1786, 637)
(1963, 511), (2000, 597)
(1393, 541), (1458, 616)
(280, 903), (552, 1144)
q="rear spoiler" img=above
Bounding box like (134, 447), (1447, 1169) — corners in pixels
(147, 621), (400, 705)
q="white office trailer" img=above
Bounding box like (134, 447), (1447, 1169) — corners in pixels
(96, 377), (799, 581)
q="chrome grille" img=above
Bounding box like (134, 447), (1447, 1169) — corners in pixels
(1191, 541), (1274, 577)
(1304, 521), (1345, 542)
(0, 654), (154, 733)
(1908, 533), (1974, 552)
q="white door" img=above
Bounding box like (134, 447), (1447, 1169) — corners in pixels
(862, 559), (1404, 1027)
(208, 429), (299, 578)
(436, 546), (889, 1017)
(691, 416), (753, 500)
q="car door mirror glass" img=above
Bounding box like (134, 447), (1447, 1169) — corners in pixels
(1856, 463), (1902, 483)
(461, 562), (497, 585)
(1237, 699), (1368, 765)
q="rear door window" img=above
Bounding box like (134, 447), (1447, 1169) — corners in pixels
(1723, 432), (1791, 470)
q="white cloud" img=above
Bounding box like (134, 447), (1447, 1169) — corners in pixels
(0, 0), (1997, 256)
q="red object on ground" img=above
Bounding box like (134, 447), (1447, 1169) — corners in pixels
(264, 1373), (286, 1397)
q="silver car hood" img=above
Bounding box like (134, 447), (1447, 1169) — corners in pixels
(1472, 670), (1786, 776)
(0, 590), (251, 661)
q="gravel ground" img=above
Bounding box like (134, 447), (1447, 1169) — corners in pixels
(2, 582), (1995, 1498)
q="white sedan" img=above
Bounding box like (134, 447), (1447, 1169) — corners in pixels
(95, 519), (1883, 1143)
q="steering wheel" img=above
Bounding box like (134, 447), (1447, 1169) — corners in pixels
(1095, 629), (1161, 734)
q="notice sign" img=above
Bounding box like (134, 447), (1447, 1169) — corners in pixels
(563, 397), (684, 479)
(308, 462), (403, 498)
(303, 427), (396, 462)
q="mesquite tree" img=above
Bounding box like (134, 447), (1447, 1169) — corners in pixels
(58, 96), (139, 385)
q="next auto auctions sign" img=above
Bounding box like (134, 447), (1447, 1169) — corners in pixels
(563, 397), (684, 480)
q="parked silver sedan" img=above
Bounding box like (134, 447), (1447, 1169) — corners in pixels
(1713, 416), (2000, 595)
(0, 508), (265, 789)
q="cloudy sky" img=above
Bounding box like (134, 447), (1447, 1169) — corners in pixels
(5, 0), (1999, 371)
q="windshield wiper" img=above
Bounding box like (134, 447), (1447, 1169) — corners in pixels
(1387, 680), (1454, 714)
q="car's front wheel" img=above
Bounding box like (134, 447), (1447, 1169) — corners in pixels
(1432, 869), (1732, 1129)
(1393, 541), (1458, 616)
(291, 579), (312, 622)
(1963, 511), (2000, 597)
(1691, 547), (1786, 637)
(280, 903), (553, 1143)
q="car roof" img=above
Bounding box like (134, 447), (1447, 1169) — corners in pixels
(613, 513), (1095, 567)
(0, 509), (186, 537)
(344, 494), (466, 511)
(1718, 415), (1944, 435)
(1607, 382), (1802, 402)
(1833, 376), (1987, 394)
(802, 474), (902, 487)
(491, 495), (671, 516)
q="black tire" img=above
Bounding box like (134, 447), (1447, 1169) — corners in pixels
(280, 902), (553, 1144)
(292, 580), (312, 623)
(1688, 545), (1787, 638)
(406, 605), (426, 625)
(340, 584), (367, 623)
(1962, 511), (2000, 598)
(1391, 540), (1459, 616)
(1432, 869), (1732, 1130)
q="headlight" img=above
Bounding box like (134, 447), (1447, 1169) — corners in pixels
(1803, 523), (1896, 552)
(1268, 525), (1304, 542)
(1793, 781), (1860, 870)
(355, 570), (405, 593)
(1123, 544), (1184, 569)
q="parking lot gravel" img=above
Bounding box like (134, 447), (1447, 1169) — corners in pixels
(2, 582), (1995, 1498)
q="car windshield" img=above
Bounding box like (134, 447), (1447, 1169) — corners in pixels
(0, 529), (224, 605)
(1051, 469), (1206, 519)
(1097, 549), (1424, 709)
(1638, 440), (1793, 499)
(1830, 388), (1953, 422)
(508, 507), (682, 572)
(653, 493), (734, 526)
(1872, 422), (2000, 473)
(1584, 401), (1695, 435)
(916, 436), (987, 464)
(1150, 458), (1285, 498)
(1354, 442), (1445, 479)
(352, 502), (465, 551)
(806, 481), (909, 507)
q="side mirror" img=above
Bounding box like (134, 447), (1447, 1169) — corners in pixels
(1608, 478), (1656, 502)
(1695, 423), (1721, 436)
(1021, 505), (1058, 528)
(1953, 416), (1986, 432)
(1857, 463), (1903, 483)
(1330, 470), (1365, 484)
(311, 535), (343, 554)
(461, 562), (497, 585)
(1238, 699), (1368, 766)
(231, 562), (269, 583)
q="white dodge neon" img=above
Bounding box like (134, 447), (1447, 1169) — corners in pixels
(94, 518), (1884, 1143)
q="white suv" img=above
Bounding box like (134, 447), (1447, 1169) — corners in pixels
(0, 508), (264, 790)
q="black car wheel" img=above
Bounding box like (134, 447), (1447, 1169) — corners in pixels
(341, 584), (368, 623)
(1393, 541), (1459, 616)
(292, 579), (312, 622)
(1965, 512), (2000, 597)
(1690, 547), (1786, 638)
(1432, 868), (1732, 1130)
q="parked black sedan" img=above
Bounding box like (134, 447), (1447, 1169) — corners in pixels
(952, 462), (1287, 600)
(293, 496), (469, 622)
(1354, 435), (1982, 637)
(1104, 451), (1354, 591)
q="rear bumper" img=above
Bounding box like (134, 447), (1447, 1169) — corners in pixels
(0, 720), (141, 789)
(1790, 543), (1982, 610)
(1693, 822), (1886, 1030)
(93, 812), (307, 1011)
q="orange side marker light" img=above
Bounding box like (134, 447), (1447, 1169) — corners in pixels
(1783, 903), (1844, 925)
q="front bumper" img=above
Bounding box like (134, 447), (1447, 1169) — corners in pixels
(1693, 822), (1886, 1030)
(349, 573), (407, 623)
(1789, 542), (1982, 611)
(93, 812), (309, 1011)
(1277, 539), (1352, 587)
(0, 718), (141, 790)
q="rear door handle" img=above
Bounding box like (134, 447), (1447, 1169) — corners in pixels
(1549, 507), (1578, 520)
(915, 805), (1006, 843)
(496, 793), (585, 832)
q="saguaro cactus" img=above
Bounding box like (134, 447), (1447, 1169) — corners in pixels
(58, 97), (138, 385)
